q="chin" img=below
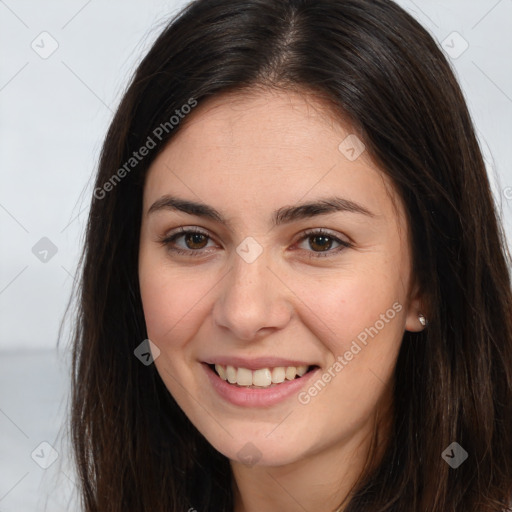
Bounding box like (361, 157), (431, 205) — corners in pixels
(202, 428), (309, 468)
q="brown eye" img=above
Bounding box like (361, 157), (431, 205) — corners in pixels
(308, 234), (334, 252)
(295, 229), (352, 258)
(159, 228), (216, 257)
(184, 232), (209, 250)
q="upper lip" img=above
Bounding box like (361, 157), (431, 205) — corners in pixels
(203, 356), (316, 370)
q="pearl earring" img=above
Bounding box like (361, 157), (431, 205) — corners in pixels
(418, 313), (428, 327)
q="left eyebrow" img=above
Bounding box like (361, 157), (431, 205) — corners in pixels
(147, 194), (376, 228)
(273, 197), (376, 225)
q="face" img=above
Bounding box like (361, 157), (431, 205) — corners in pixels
(138, 88), (423, 468)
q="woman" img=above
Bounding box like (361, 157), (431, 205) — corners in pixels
(69, 0), (512, 510)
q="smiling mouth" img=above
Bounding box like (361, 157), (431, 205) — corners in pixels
(208, 363), (319, 389)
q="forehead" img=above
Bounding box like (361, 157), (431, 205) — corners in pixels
(161, 88), (362, 162)
(143, 88), (404, 228)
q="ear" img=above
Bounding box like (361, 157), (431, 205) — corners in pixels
(404, 280), (428, 333)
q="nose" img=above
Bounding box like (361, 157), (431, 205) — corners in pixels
(212, 249), (293, 342)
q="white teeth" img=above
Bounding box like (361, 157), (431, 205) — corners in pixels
(215, 364), (226, 380)
(236, 367), (253, 386)
(271, 366), (286, 383)
(226, 365), (237, 384)
(212, 364), (311, 388)
(285, 366), (297, 380)
(253, 368), (272, 387)
(296, 365), (308, 377)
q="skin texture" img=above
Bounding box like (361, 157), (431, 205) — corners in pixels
(138, 88), (426, 512)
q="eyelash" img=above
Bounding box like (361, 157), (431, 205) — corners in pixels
(158, 227), (353, 259)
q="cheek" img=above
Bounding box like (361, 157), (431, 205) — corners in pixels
(292, 272), (405, 428)
(138, 252), (216, 349)
(290, 258), (408, 379)
(298, 268), (405, 337)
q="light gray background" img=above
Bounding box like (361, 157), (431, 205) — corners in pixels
(0, 1), (511, 510)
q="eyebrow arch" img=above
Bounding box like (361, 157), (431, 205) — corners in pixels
(147, 194), (375, 227)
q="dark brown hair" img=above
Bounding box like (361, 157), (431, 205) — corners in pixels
(68, 0), (512, 510)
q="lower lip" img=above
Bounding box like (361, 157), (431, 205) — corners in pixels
(202, 363), (320, 407)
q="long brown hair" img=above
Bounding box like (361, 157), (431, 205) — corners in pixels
(68, 0), (512, 510)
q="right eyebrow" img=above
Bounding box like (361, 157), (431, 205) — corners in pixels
(148, 195), (229, 223)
